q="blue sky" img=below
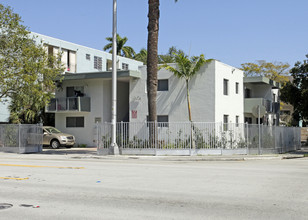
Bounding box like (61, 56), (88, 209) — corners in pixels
(2, 0), (308, 68)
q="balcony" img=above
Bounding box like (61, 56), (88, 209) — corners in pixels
(46, 97), (91, 113)
(244, 98), (279, 114)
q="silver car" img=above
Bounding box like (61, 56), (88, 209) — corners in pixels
(43, 126), (75, 149)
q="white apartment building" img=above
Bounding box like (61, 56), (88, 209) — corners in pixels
(129, 60), (244, 125)
(47, 59), (245, 146)
(244, 77), (280, 126)
(0, 32), (281, 147)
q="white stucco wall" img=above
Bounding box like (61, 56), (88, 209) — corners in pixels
(54, 78), (112, 146)
(130, 61), (236, 123)
(214, 61), (244, 123)
(31, 32), (142, 73)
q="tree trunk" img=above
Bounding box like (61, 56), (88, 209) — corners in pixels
(186, 79), (195, 150)
(186, 79), (192, 122)
(147, 0), (159, 146)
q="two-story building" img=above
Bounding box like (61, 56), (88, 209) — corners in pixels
(243, 77), (280, 126)
(0, 32), (282, 147)
(46, 59), (244, 146)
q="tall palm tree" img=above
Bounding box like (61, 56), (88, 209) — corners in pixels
(161, 52), (212, 121)
(147, 0), (178, 145)
(103, 34), (136, 58)
(147, 0), (179, 146)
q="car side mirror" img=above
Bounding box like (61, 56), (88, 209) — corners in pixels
(43, 132), (47, 135)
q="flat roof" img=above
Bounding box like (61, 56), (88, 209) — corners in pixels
(60, 70), (141, 81)
(244, 76), (280, 88)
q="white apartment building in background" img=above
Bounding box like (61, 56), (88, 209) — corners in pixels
(0, 33), (281, 147)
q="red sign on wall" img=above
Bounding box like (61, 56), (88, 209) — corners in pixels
(132, 110), (137, 119)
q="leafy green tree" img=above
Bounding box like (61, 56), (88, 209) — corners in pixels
(240, 61), (290, 84)
(161, 52), (211, 121)
(103, 34), (136, 58)
(0, 4), (64, 123)
(281, 55), (308, 126)
(135, 48), (148, 65)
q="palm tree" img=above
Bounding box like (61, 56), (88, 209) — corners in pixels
(161, 52), (212, 121)
(158, 46), (184, 64)
(147, 0), (179, 146)
(135, 48), (148, 65)
(103, 34), (136, 58)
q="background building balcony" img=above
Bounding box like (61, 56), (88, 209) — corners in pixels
(46, 97), (91, 113)
(244, 98), (279, 114)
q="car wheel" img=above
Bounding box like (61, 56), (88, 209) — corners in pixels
(51, 140), (60, 149)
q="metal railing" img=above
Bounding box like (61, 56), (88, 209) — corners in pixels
(245, 98), (279, 114)
(95, 122), (301, 155)
(0, 124), (43, 153)
(46, 97), (91, 112)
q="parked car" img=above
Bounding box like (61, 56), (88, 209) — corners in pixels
(43, 126), (75, 149)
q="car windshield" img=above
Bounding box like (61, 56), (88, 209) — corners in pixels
(45, 127), (61, 134)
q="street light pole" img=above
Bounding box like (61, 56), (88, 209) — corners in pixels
(110, 0), (119, 155)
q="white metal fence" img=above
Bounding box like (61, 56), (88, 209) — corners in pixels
(0, 124), (43, 153)
(95, 122), (301, 155)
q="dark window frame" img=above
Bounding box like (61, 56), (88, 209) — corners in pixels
(223, 79), (229, 95)
(146, 115), (169, 127)
(66, 117), (85, 128)
(236, 115), (239, 127)
(158, 79), (169, 91)
(235, 82), (239, 94)
(223, 114), (229, 131)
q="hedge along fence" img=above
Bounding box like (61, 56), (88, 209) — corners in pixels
(95, 122), (301, 155)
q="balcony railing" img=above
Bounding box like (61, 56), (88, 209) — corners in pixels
(46, 97), (90, 112)
(245, 98), (279, 114)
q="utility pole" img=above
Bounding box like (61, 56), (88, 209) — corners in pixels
(110, 0), (119, 155)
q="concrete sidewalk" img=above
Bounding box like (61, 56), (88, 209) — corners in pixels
(0, 147), (305, 161)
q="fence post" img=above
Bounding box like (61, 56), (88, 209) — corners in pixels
(155, 121), (157, 156)
(246, 122), (249, 154)
(18, 124), (21, 153)
(78, 96), (81, 111)
(121, 121), (123, 149)
(221, 122), (223, 155)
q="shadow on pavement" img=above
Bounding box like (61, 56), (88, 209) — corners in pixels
(40, 147), (97, 155)
(289, 147), (308, 155)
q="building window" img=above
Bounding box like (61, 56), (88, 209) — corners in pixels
(66, 86), (84, 97)
(223, 115), (229, 131)
(245, 88), (251, 98)
(122, 63), (129, 70)
(86, 54), (90, 60)
(257, 118), (263, 125)
(158, 79), (168, 91)
(94, 56), (102, 70)
(66, 117), (84, 128)
(235, 82), (239, 94)
(157, 115), (168, 127)
(245, 117), (252, 124)
(236, 116), (239, 127)
(223, 79), (229, 95)
(147, 115), (169, 127)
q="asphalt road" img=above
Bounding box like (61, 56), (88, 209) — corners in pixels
(0, 156), (308, 220)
